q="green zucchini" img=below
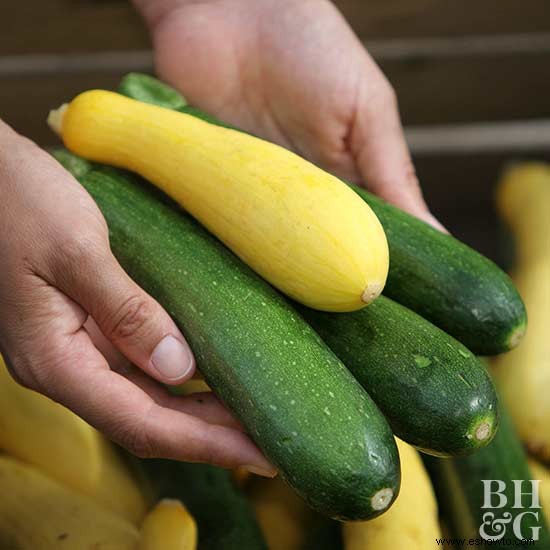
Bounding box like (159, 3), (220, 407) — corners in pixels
(299, 296), (498, 457)
(117, 73), (526, 356)
(141, 460), (267, 550)
(427, 409), (550, 547)
(118, 72), (188, 110)
(351, 188), (527, 356)
(53, 149), (399, 521)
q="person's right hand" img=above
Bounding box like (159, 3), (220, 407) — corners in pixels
(139, 0), (444, 230)
(0, 120), (276, 477)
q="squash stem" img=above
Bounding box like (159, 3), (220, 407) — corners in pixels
(474, 421), (491, 442)
(506, 322), (527, 350)
(47, 103), (68, 136)
(361, 282), (383, 305)
(370, 487), (394, 511)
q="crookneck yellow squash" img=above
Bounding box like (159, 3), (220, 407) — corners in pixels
(49, 90), (388, 312)
(492, 163), (550, 462)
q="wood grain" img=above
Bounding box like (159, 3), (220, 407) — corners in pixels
(1, 0), (149, 55)
(337, 0), (550, 39)
(0, 72), (124, 144)
(3, 45), (548, 144)
(2, 0), (550, 55)
(380, 50), (550, 125)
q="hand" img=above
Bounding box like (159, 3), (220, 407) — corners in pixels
(136, 0), (443, 228)
(0, 121), (275, 476)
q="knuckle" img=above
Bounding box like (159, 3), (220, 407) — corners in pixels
(125, 429), (157, 459)
(114, 408), (159, 459)
(7, 363), (36, 391)
(105, 295), (155, 343)
(3, 352), (47, 394)
(368, 78), (397, 110)
(61, 233), (106, 266)
(47, 232), (108, 286)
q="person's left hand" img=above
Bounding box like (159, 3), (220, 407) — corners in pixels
(135, 0), (443, 228)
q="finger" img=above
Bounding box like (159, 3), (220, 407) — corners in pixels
(350, 68), (446, 232)
(4, 287), (274, 475)
(48, 242), (196, 385)
(84, 315), (130, 373)
(120, 365), (244, 431)
(3, 282), (272, 474)
(84, 317), (233, 427)
(51, 336), (274, 475)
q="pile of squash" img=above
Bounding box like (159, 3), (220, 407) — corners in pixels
(1, 71), (549, 547)
(0, 354), (197, 549)
(1, 357), (549, 549)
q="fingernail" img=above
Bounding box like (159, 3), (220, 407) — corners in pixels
(243, 464), (278, 478)
(151, 335), (195, 382)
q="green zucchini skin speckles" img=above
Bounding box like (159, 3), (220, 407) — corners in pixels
(54, 152), (400, 521)
(300, 296), (499, 457)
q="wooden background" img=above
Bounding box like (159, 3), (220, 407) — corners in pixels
(2, 0), (549, 262)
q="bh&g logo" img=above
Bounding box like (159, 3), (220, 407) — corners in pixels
(480, 480), (542, 541)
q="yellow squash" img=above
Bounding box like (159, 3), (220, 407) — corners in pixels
(0, 355), (148, 524)
(49, 90), (388, 312)
(173, 378), (211, 396)
(231, 466), (252, 488)
(0, 455), (140, 550)
(492, 164), (550, 461)
(528, 458), (550, 524)
(139, 499), (197, 550)
(249, 476), (313, 550)
(343, 438), (441, 549)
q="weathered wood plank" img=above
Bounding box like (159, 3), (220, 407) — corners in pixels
(1, 0), (149, 54)
(2, 0), (550, 54)
(381, 50), (550, 125)
(406, 120), (550, 155)
(2, 45), (548, 142)
(337, 0), (550, 39)
(0, 72), (124, 144)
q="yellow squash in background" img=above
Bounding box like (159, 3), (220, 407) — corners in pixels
(0, 455), (140, 550)
(493, 164), (550, 462)
(249, 476), (313, 550)
(529, 458), (550, 524)
(49, 90), (388, 312)
(343, 438), (441, 549)
(0, 356), (148, 524)
(139, 500), (197, 550)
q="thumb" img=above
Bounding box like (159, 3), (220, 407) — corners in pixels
(351, 75), (447, 232)
(51, 242), (195, 385)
